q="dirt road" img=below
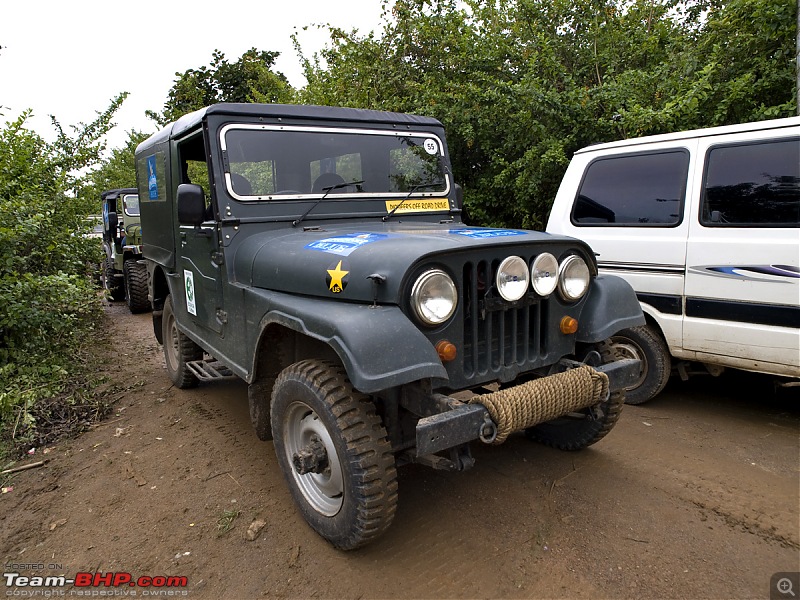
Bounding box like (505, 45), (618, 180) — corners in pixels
(1, 303), (798, 599)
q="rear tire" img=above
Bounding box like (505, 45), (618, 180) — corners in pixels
(162, 294), (202, 388)
(271, 360), (398, 550)
(103, 257), (125, 301)
(525, 340), (625, 451)
(609, 325), (671, 405)
(124, 261), (150, 314)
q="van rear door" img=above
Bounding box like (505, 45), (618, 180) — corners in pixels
(683, 129), (800, 375)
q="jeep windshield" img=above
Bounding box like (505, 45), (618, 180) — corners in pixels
(219, 125), (450, 201)
(123, 194), (140, 216)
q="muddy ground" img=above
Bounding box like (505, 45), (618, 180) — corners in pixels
(1, 302), (798, 599)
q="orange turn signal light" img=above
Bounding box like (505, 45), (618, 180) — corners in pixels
(435, 340), (458, 362)
(560, 316), (579, 335)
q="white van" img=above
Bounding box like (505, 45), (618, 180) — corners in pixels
(547, 117), (800, 403)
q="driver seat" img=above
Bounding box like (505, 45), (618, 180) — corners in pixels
(312, 173), (346, 194)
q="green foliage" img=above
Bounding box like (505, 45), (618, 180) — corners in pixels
(85, 130), (151, 201)
(297, 0), (797, 228)
(0, 96), (125, 442)
(147, 48), (297, 126)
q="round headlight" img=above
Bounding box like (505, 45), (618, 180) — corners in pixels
(531, 253), (559, 297)
(411, 269), (457, 326)
(558, 255), (591, 301)
(496, 256), (529, 302)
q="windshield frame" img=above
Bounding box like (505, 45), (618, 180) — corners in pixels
(122, 194), (140, 216)
(218, 124), (451, 202)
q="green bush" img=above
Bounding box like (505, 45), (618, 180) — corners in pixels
(0, 98), (125, 447)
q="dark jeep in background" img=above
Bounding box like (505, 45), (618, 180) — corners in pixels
(100, 188), (150, 313)
(135, 103), (644, 549)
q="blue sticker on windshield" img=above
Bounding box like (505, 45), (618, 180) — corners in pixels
(305, 232), (389, 256)
(450, 228), (526, 238)
(147, 155), (159, 200)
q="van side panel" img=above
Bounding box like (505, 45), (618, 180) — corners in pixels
(547, 116), (800, 381)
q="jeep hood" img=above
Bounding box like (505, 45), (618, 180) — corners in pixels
(233, 223), (564, 303)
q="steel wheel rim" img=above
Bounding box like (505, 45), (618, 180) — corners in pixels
(283, 401), (344, 517)
(610, 337), (647, 389)
(165, 311), (180, 371)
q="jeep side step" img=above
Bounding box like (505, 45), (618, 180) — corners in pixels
(187, 358), (235, 381)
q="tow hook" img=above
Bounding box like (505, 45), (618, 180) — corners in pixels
(479, 413), (498, 444)
(292, 437), (329, 475)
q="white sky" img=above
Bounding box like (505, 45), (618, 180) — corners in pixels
(0, 0), (385, 150)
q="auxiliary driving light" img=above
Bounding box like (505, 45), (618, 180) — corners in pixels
(496, 256), (529, 302)
(531, 253), (558, 297)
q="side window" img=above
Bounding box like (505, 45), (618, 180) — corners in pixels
(701, 138), (800, 227)
(177, 133), (213, 218)
(572, 151), (688, 226)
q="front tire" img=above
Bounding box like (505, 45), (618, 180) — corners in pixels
(162, 294), (202, 388)
(124, 261), (150, 314)
(525, 340), (625, 451)
(609, 325), (671, 405)
(271, 360), (398, 550)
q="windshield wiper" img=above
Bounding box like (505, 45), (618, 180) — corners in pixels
(292, 180), (364, 227)
(382, 181), (446, 222)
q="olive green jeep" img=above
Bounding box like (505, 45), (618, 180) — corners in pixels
(135, 104), (644, 549)
(100, 188), (150, 313)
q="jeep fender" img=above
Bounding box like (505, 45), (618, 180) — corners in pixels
(576, 275), (645, 343)
(247, 289), (447, 394)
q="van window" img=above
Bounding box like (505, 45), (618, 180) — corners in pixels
(701, 138), (800, 227)
(571, 151), (688, 226)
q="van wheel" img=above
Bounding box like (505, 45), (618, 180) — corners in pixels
(271, 360), (398, 550)
(609, 325), (671, 405)
(525, 340), (625, 451)
(124, 261), (150, 314)
(162, 294), (202, 388)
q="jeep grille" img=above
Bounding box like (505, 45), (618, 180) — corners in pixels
(461, 259), (549, 379)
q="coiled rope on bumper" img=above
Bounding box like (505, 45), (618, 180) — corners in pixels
(469, 365), (610, 444)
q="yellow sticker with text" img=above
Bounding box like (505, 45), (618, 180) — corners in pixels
(384, 197), (450, 214)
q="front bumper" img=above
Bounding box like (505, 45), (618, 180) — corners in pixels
(415, 357), (640, 456)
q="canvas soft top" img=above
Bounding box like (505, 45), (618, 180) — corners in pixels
(137, 103), (444, 154)
(101, 188), (138, 200)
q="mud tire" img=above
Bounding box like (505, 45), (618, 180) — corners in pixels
(162, 294), (202, 389)
(525, 340), (625, 451)
(124, 261), (150, 314)
(271, 359), (398, 550)
(104, 257), (125, 301)
(610, 325), (671, 405)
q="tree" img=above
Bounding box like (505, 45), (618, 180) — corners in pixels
(297, 0), (797, 229)
(85, 129), (151, 201)
(147, 48), (297, 126)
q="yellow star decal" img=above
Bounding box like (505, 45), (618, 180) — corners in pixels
(327, 260), (349, 293)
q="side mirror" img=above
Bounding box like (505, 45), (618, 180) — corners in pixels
(107, 212), (118, 238)
(177, 184), (206, 226)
